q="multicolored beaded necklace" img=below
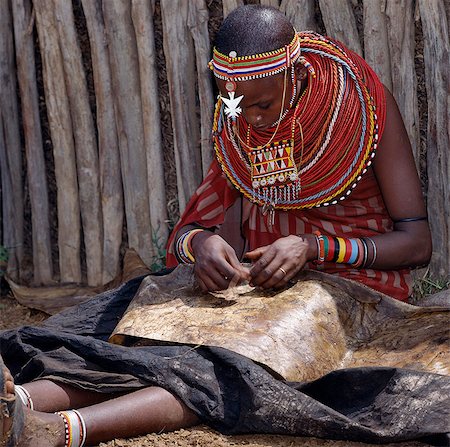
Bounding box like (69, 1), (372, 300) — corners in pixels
(211, 32), (383, 210)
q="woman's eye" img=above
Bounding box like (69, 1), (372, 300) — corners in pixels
(259, 103), (271, 110)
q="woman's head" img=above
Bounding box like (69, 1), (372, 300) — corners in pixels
(211, 6), (306, 129)
(214, 5), (295, 56)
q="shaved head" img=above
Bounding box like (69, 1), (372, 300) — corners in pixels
(215, 5), (295, 56)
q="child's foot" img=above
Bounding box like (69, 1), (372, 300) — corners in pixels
(1, 362), (65, 447)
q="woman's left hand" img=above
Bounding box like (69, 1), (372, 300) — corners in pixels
(245, 235), (309, 289)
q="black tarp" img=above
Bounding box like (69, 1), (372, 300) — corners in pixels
(1, 275), (449, 445)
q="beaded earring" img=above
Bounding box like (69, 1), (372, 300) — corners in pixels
(298, 56), (316, 78)
(289, 65), (297, 108)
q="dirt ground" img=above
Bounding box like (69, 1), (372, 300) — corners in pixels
(0, 293), (429, 447)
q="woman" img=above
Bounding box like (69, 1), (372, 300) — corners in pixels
(167, 6), (431, 302)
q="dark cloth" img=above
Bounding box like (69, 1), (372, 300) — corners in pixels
(1, 275), (449, 445)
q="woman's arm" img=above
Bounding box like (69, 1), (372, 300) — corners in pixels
(248, 86), (432, 289)
(369, 86), (432, 269)
(173, 198), (250, 291)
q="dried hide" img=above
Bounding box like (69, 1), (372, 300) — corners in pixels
(5, 249), (152, 314)
(110, 265), (449, 382)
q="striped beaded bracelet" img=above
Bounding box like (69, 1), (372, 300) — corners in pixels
(314, 232), (376, 268)
(14, 385), (34, 410)
(175, 228), (205, 264)
(56, 410), (87, 447)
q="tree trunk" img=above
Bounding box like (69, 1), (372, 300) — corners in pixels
(319, 0), (362, 55)
(419, 0), (450, 277)
(53, 0), (103, 286)
(363, 0), (393, 91)
(34, 0), (81, 283)
(188, 0), (215, 177)
(81, 0), (124, 284)
(12, 0), (53, 285)
(103, 0), (154, 266)
(385, 0), (420, 164)
(161, 0), (202, 212)
(0, 0), (24, 281)
(280, 0), (317, 32)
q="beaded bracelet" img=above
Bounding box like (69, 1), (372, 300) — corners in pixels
(314, 231), (325, 264)
(313, 232), (376, 268)
(14, 385), (34, 410)
(175, 228), (205, 264)
(364, 237), (377, 268)
(56, 410), (87, 447)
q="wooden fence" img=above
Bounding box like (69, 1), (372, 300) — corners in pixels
(0, 0), (448, 287)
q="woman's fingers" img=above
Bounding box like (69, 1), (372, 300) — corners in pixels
(194, 238), (250, 291)
(248, 236), (308, 288)
(244, 246), (267, 260)
(252, 260), (294, 289)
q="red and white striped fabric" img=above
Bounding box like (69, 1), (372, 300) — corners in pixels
(166, 162), (412, 301)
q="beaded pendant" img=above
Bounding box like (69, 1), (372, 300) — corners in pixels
(249, 139), (300, 204)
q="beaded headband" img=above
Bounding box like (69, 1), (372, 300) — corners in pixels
(209, 33), (301, 81)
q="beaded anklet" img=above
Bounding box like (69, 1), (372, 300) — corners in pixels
(314, 232), (377, 268)
(175, 228), (205, 264)
(56, 410), (87, 447)
(14, 384), (34, 410)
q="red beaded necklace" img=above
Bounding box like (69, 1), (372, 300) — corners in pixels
(212, 32), (384, 210)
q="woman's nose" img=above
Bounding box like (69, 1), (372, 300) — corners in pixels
(243, 110), (263, 126)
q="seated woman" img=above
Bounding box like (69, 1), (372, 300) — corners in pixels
(167, 7), (431, 302)
(2, 5), (443, 447)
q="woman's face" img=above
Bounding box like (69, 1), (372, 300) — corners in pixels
(216, 71), (293, 130)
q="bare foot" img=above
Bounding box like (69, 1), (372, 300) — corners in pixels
(1, 365), (65, 447)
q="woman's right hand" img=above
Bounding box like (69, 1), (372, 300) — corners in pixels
(191, 231), (250, 291)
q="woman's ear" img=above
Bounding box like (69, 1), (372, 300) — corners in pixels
(294, 63), (307, 80)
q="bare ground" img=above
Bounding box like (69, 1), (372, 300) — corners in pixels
(0, 294), (425, 447)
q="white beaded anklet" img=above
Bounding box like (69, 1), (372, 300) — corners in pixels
(14, 384), (34, 410)
(56, 410), (87, 447)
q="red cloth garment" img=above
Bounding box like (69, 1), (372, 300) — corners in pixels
(167, 162), (412, 301)
(167, 35), (412, 301)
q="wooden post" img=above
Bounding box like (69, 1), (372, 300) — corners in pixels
(385, 0), (420, 164)
(222, 0), (244, 18)
(34, 0), (82, 283)
(81, 0), (123, 284)
(161, 0), (202, 212)
(188, 0), (215, 176)
(363, 0), (393, 91)
(131, 0), (169, 250)
(0, 0), (24, 281)
(280, 0), (317, 32)
(261, 0), (280, 7)
(0, 115), (18, 281)
(12, 0), (53, 285)
(103, 0), (155, 266)
(53, 0), (103, 286)
(419, 0), (450, 277)
(318, 0), (362, 55)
